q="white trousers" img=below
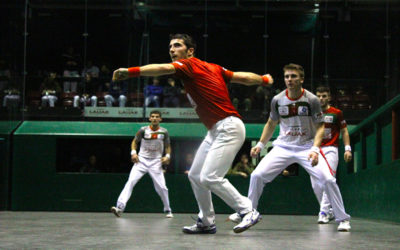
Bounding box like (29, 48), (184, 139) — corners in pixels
(188, 116), (252, 226)
(116, 156), (171, 212)
(248, 145), (350, 222)
(104, 94), (127, 107)
(310, 146), (339, 214)
(41, 95), (58, 107)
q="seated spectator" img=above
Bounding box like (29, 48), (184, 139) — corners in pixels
(98, 63), (112, 92)
(230, 84), (252, 111)
(81, 60), (99, 78)
(2, 79), (20, 108)
(163, 78), (181, 107)
(227, 153), (255, 178)
(62, 46), (80, 93)
(255, 85), (273, 112)
(144, 77), (163, 107)
(73, 73), (99, 108)
(40, 72), (61, 107)
(80, 155), (100, 173)
(0, 59), (11, 92)
(104, 80), (128, 107)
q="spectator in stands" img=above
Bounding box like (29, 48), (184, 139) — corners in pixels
(2, 79), (20, 108)
(81, 60), (99, 78)
(163, 78), (181, 107)
(0, 59), (11, 92)
(254, 84), (273, 112)
(40, 72), (61, 107)
(104, 80), (128, 107)
(73, 60), (100, 108)
(230, 84), (252, 111)
(227, 153), (255, 178)
(80, 155), (100, 173)
(73, 73), (99, 108)
(62, 46), (80, 93)
(144, 77), (163, 107)
(98, 63), (112, 92)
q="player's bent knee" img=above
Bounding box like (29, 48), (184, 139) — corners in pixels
(199, 174), (217, 188)
(188, 171), (200, 184)
(250, 171), (263, 181)
(325, 177), (337, 186)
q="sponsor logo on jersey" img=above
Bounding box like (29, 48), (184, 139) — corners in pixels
(324, 115), (334, 123)
(278, 106), (289, 116)
(298, 106), (309, 116)
(149, 133), (165, 139)
(144, 132), (165, 140)
(285, 126), (307, 136)
(277, 101), (312, 118)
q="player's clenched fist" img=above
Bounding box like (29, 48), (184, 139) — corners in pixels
(344, 151), (352, 163)
(308, 152), (319, 166)
(161, 156), (170, 165)
(112, 68), (129, 81)
(263, 74), (274, 85)
(250, 146), (261, 158)
(131, 154), (139, 163)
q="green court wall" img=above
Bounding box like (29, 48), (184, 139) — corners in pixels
(11, 121), (320, 215)
(10, 102), (400, 224)
(0, 121), (21, 210)
(338, 94), (400, 223)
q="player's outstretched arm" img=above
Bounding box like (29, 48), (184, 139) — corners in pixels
(113, 64), (176, 81)
(341, 127), (352, 162)
(250, 118), (278, 158)
(231, 72), (274, 86)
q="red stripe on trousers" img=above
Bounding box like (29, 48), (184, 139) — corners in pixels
(319, 148), (336, 176)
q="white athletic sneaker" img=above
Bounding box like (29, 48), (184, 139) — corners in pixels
(182, 218), (217, 234)
(111, 206), (123, 217)
(233, 209), (261, 233)
(165, 211), (174, 218)
(337, 220), (351, 232)
(228, 213), (241, 224)
(328, 211), (335, 221)
(318, 212), (330, 224)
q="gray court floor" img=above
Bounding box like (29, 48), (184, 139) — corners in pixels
(1, 212), (399, 249)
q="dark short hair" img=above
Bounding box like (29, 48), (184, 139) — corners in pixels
(150, 110), (162, 117)
(316, 85), (331, 95)
(283, 63), (305, 79)
(169, 34), (197, 51)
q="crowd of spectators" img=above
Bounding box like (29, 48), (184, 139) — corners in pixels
(1, 47), (371, 117)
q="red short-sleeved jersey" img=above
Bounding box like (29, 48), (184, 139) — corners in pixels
(171, 57), (241, 129)
(322, 106), (347, 147)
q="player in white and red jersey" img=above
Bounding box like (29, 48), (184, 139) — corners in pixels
(229, 64), (351, 232)
(111, 110), (173, 218)
(112, 33), (274, 234)
(311, 86), (352, 225)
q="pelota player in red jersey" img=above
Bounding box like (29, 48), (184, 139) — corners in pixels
(311, 85), (352, 230)
(112, 34), (274, 234)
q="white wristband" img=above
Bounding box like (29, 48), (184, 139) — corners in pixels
(345, 145), (352, 152)
(131, 150), (137, 155)
(311, 146), (320, 154)
(256, 141), (265, 150)
(165, 154), (171, 159)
